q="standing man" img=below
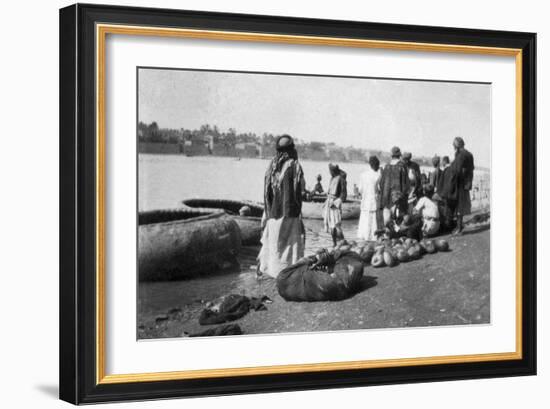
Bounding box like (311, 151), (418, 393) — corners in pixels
(449, 137), (475, 235)
(435, 155), (454, 232)
(429, 155), (442, 192)
(379, 146), (410, 227)
(323, 163), (347, 245)
(357, 155), (381, 241)
(401, 151), (422, 213)
(258, 135), (306, 278)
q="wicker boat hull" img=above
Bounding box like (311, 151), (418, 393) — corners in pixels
(138, 209), (241, 281)
(301, 199), (361, 220)
(182, 199), (263, 245)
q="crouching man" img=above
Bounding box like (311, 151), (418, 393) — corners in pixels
(413, 184), (440, 237)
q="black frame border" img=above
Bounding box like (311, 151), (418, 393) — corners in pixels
(59, 3), (536, 404)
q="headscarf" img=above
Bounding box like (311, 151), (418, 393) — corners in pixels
(368, 155), (380, 169)
(264, 135), (303, 211)
(453, 137), (465, 149)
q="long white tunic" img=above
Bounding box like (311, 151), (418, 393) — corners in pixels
(357, 167), (380, 240)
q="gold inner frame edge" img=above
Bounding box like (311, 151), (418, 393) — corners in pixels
(95, 23), (523, 385)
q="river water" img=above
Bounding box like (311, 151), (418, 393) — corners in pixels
(139, 153), (489, 212)
(139, 154), (368, 253)
(139, 154), (372, 211)
(137, 154), (490, 336)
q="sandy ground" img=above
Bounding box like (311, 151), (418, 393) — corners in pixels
(138, 221), (490, 339)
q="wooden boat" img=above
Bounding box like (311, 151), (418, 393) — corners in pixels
(138, 208), (241, 281)
(301, 194), (361, 220)
(182, 199), (263, 245)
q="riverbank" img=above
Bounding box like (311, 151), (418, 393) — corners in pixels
(138, 220), (490, 339)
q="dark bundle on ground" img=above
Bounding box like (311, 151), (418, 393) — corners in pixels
(189, 324), (243, 337)
(199, 294), (270, 325)
(277, 251), (364, 302)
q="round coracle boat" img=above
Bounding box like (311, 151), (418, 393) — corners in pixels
(181, 198), (263, 245)
(301, 194), (361, 220)
(138, 208), (241, 281)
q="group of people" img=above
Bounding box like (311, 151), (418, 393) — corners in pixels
(257, 134), (474, 279)
(355, 138), (474, 244)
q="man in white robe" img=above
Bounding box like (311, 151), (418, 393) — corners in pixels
(357, 156), (381, 241)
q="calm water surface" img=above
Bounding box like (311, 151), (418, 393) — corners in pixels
(138, 154), (490, 325)
(139, 154), (372, 211)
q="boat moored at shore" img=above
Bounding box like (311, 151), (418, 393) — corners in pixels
(138, 208), (241, 281)
(182, 198), (264, 245)
(301, 194), (361, 220)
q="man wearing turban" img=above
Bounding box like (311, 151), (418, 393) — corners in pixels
(258, 135), (306, 278)
(448, 137), (475, 234)
(323, 163), (348, 245)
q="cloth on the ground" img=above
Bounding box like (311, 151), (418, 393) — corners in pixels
(189, 324), (243, 337)
(277, 251), (364, 302)
(258, 217), (305, 278)
(199, 294), (271, 325)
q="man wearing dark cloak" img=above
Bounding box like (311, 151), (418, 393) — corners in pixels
(379, 146), (410, 226)
(448, 137), (475, 235)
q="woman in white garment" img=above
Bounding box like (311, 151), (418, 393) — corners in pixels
(357, 155), (381, 241)
(258, 135), (306, 278)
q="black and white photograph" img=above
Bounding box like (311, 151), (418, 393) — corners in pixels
(137, 68), (491, 339)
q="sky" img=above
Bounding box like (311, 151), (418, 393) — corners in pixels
(138, 68), (491, 167)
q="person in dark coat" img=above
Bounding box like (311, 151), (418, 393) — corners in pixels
(448, 137), (475, 235)
(379, 146), (409, 227)
(401, 151), (423, 213)
(258, 134), (306, 278)
(434, 155), (455, 232)
(429, 155), (442, 192)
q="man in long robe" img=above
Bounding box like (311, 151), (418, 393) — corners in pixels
(323, 163), (347, 245)
(435, 155), (455, 232)
(357, 155), (381, 241)
(258, 135), (306, 278)
(401, 151), (423, 213)
(449, 137), (475, 235)
(379, 146), (410, 226)
(429, 155), (442, 192)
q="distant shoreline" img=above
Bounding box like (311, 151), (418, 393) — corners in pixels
(138, 150), (491, 173)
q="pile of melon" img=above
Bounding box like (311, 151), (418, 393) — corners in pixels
(329, 237), (450, 268)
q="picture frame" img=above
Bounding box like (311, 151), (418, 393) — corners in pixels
(59, 3), (536, 404)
